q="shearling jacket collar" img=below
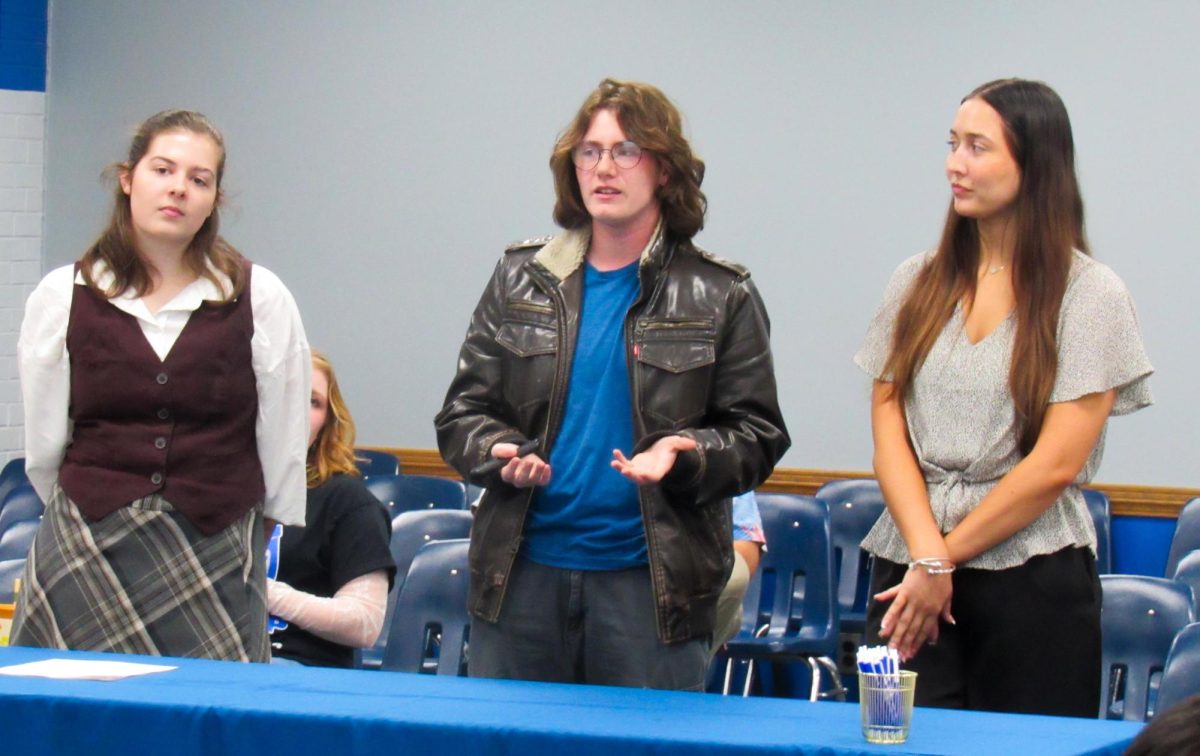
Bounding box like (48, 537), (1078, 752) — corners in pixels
(533, 220), (664, 281)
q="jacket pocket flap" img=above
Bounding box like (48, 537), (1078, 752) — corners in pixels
(637, 339), (716, 373)
(636, 318), (716, 373)
(496, 320), (558, 357)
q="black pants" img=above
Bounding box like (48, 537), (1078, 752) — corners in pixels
(866, 546), (1100, 717)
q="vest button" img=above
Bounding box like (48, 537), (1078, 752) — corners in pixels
(151, 472), (164, 485)
(157, 408), (170, 420)
(154, 437), (167, 450)
(156, 373), (168, 385)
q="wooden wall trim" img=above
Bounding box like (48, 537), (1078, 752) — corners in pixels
(374, 448), (1198, 520)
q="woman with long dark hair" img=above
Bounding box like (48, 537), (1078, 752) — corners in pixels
(856, 79), (1152, 716)
(13, 110), (310, 662)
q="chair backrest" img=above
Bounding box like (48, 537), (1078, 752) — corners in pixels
(0, 484), (44, 535)
(464, 483), (485, 511)
(380, 539), (471, 675)
(0, 457), (28, 508)
(1100, 575), (1197, 721)
(0, 520), (39, 603)
(398, 475), (468, 512)
(1155, 622), (1200, 716)
(366, 475), (467, 519)
(739, 494), (837, 656)
(1171, 550), (1200, 612)
(354, 449), (401, 479)
(0, 483), (44, 603)
(359, 509), (474, 669)
(1165, 498), (1200, 578)
(363, 475), (405, 520)
(1083, 488), (1114, 575)
(814, 478), (885, 631)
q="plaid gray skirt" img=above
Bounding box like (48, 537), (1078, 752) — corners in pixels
(11, 484), (269, 662)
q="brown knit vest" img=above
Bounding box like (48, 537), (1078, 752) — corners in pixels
(59, 261), (265, 535)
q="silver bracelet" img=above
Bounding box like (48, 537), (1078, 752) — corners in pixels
(909, 557), (956, 575)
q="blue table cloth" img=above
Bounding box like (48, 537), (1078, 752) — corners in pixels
(0, 646), (1141, 755)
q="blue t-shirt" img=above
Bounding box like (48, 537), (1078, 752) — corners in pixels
(523, 260), (645, 570)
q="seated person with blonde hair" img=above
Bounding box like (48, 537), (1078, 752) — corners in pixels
(268, 350), (396, 667)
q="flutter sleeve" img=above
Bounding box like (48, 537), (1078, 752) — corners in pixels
(1050, 258), (1153, 415)
(854, 252), (930, 380)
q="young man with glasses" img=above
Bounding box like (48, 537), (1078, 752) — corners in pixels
(436, 78), (789, 690)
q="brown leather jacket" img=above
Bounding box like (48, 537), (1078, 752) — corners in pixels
(434, 228), (790, 643)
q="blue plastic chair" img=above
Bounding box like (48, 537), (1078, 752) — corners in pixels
(1155, 622), (1200, 717)
(1099, 575), (1196, 721)
(814, 478), (885, 636)
(359, 509), (474, 670)
(0, 458), (28, 510)
(1171, 550), (1200, 612)
(354, 449), (401, 479)
(0, 483), (44, 603)
(464, 483), (485, 511)
(365, 475), (467, 520)
(1165, 498), (1200, 579)
(1083, 488), (1114, 575)
(724, 494), (843, 701)
(0, 484), (44, 535)
(380, 539), (471, 675)
(363, 475), (405, 520)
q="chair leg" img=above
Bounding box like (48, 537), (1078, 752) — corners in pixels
(720, 656), (759, 697)
(742, 623), (775, 698)
(805, 657), (821, 701)
(722, 624), (770, 697)
(721, 655), (757, 697)
(816, 656), (846, 702)
(719, 656), (759, 698)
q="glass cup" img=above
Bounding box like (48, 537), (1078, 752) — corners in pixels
(858, 670), (917, 744)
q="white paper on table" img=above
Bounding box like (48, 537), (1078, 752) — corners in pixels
(0, 658), (176, 681)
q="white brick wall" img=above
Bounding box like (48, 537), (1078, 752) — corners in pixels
(0, 89), (45, 467)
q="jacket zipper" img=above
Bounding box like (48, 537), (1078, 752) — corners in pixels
(537, 271), (571, 458)
(626, 259), (672, 640)
(492, 263), (572, 616)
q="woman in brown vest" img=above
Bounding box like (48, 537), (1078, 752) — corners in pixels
(12, 110), (310, 662)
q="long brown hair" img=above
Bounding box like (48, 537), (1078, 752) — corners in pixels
(308, 349), (362, 487)
(80, 109), (246, 300)
(550, 78), (707, 240)
(883, 79), (1088, 454)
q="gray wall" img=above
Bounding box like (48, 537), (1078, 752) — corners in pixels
(43, 1), (1199, 486)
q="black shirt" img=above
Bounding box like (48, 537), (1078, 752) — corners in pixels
(272, 473), (396, 668)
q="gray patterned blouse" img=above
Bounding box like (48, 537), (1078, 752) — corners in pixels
(854, 250), (1154, 570)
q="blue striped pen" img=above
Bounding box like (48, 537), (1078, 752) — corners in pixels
(857, 646), (903, 730)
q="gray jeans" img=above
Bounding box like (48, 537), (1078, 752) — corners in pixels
(469, 557), (709, 691)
